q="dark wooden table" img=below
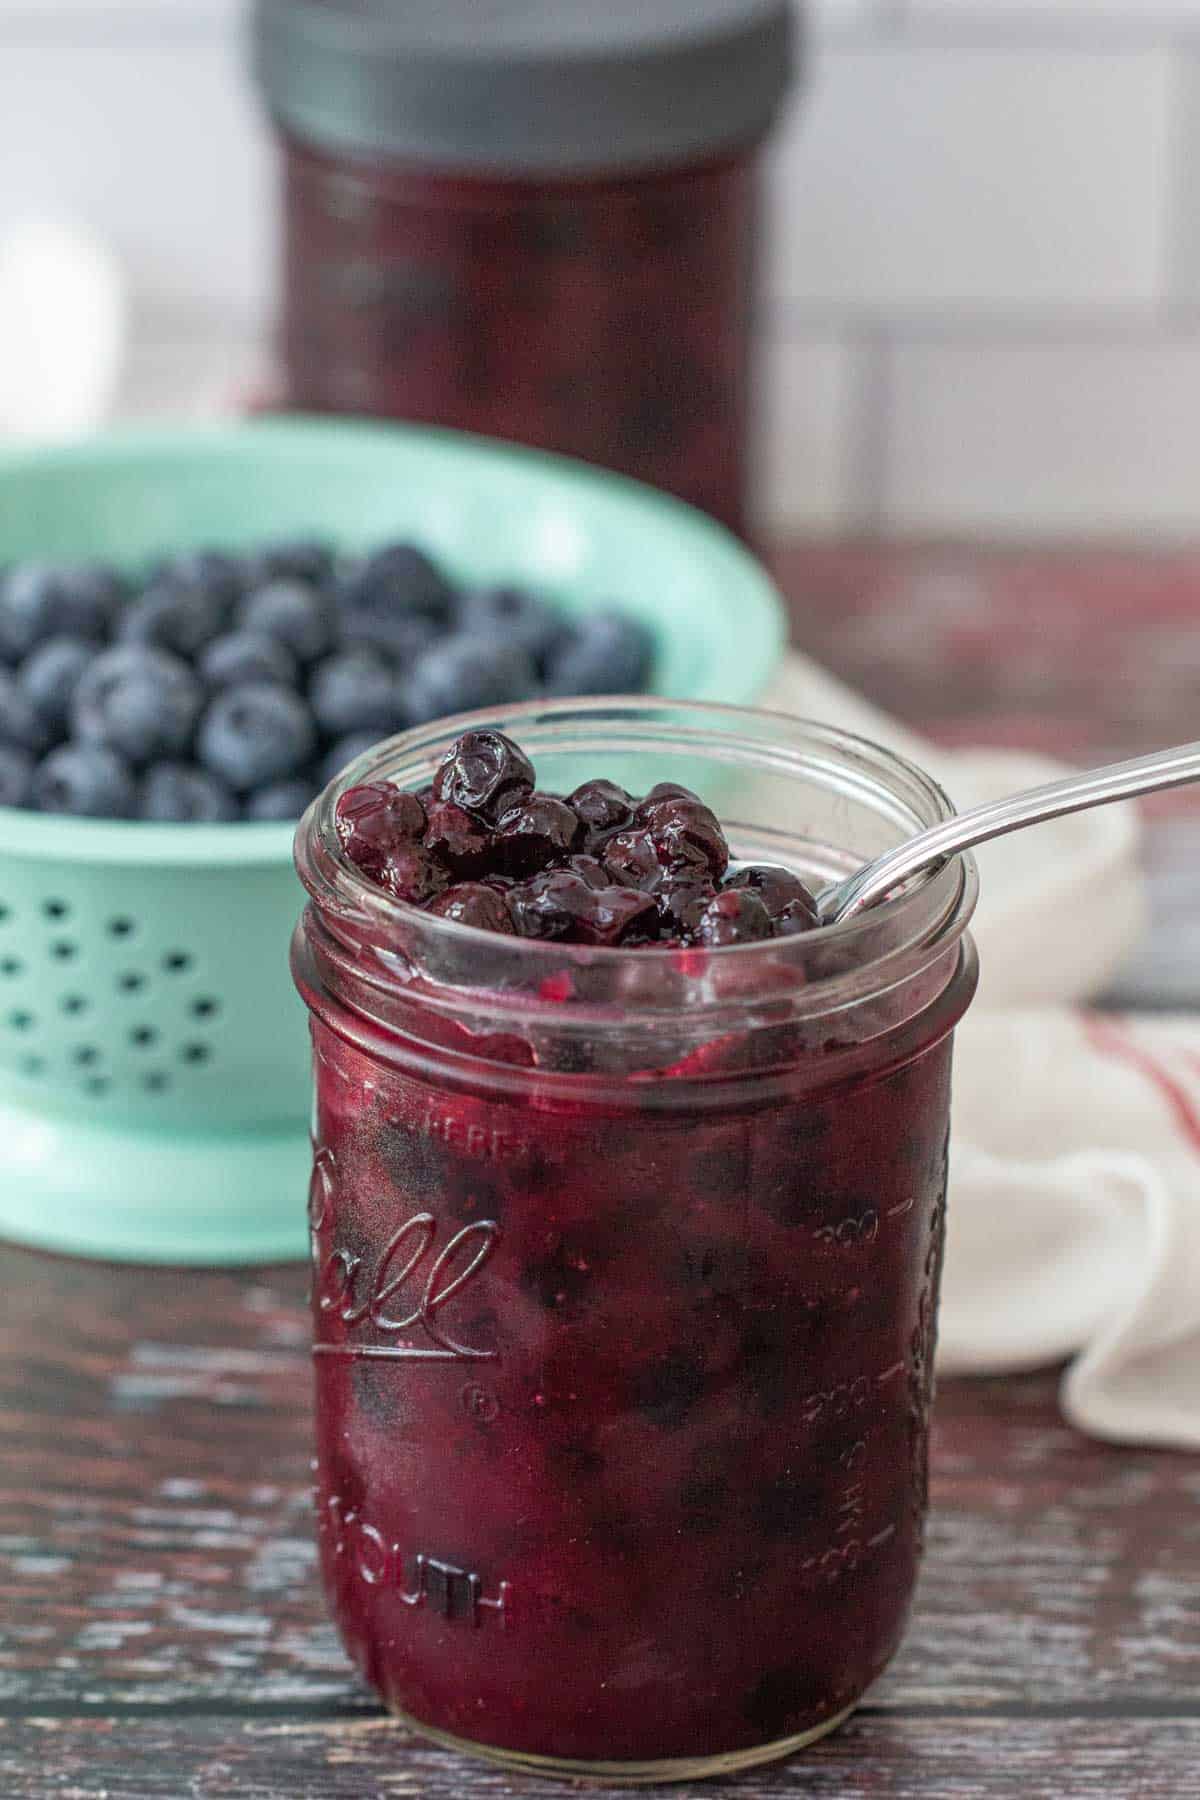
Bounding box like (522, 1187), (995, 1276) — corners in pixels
(5, 544), (1199, 1798)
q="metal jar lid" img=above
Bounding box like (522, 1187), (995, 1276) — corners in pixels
(251, 0), (798, 175)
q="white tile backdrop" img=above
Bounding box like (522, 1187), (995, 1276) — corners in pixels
(7, 0), (1200, 538)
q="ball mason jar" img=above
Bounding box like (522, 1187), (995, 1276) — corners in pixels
(291, 699), (979, 1783)
(252, 0), (798, 537)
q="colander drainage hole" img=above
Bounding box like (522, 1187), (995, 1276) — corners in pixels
(21, 1055), (45, 1078)
(72, 1046), (101, 1068)
(1, 957), (23, 978)
(0, 904), (10, 923)
(107, 917), (135, 939)
(84, 1076), (110, 1097)
(118, 973), (145, 994)
(50, 941), (77, 963)
(142, 1072), (170, 1094)
(163, 951), (193, 975)
(181, 1043), (211, 1066)
(191, 996), (219, 1020)
(130, 1026), (158, 1049)
(8, 1011), (34, 1032)
(61, 995), (87, 1016)
(42, 899), (70, 921)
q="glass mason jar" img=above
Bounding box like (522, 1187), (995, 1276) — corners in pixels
(292, 700), (979, 1783)
(252, 1), (798, 537)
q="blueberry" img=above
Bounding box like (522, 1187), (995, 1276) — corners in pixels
(335, 783), (427, 872)
(569, 778), (635, 840)
(338, 608), (438, 663)
(495, 793), (581, 874)
(18, 636), (97, 737)
(506, 869), (657, 945)
(241, 537), (336, 588)
(151, 548), (243, 608)
(318, 732), (383, 788)
(118, 580), (229, 658)
(0, 665), (54, 754)
(432, 728), (534, 820)
(33, 743), (137, 818)
(140, 762), (239, 823)
(454, 585), (566, 669)
(423, 800), (493, 874)
(0, 743), (34, 807)
(244, 777), (319, 822)
(694, 889), (773, 946)
(543, 610), (654, 696)
(337, 543), (455, 645)
(428, 882), (515, 933)
(197, 682), (317, 793)
(309, 649), (406, 739)
(200, 630), (299, 691)
(74, 647), (203, 766)
(0, 561), (124, 658)
(405, 635), (538, 724)
(725, 864), (820, 931)
(238, 579), (334, 665)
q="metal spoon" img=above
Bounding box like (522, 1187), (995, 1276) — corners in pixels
(818, 738), (1200, 926)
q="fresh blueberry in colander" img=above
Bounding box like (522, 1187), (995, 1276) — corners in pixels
(318, 731), (384, 789)
(199, 630), (300, 692)
(0, 561), (123, 658)
(18, 637), (97, 737)
(405, 635), (538, 724)
(197, 681), (317, 792)
(241, 537), (336, 588)
(152, 548), (244, 608)
(339, 542), (455, 635)
(309, 648), (407, 740)
(238, 579), (334, 666)
(73, 647), (204, 766)
(117, 579), (229, 659)
(338, 607), (438, 664)
(0, 743), (34, 807)
(244, 776), (319, 822)
(454, 586), (566, 669)
(141, 761), (240, 823)
(0, 665), (54, 755)
(33, 743), (137, 818)
(543, 610), (653, 696)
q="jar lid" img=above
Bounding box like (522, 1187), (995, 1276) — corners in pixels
(251, 0), (798, 174)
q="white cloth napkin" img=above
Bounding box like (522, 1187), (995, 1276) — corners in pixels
(765, 651), (1200, 1451)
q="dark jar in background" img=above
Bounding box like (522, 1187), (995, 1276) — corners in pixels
(252, 0), (798, 536)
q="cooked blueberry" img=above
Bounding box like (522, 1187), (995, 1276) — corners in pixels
(118, 579), (227, 658)
(140, 762), (239, 823)
(33, 743), (137, 818)
(238, 579), (333, 664)
(0, 665), (54, 754)
(318, 732), (383, 788)
(641, 794), (728, 880)
(423, 800), (493, 874)
(543, 609), (654, 696)
(376, 843), (448, 905)
(568, 778), (635, 841)
(73, 647), (203, 766)
(338, 542), (455, 637)
(244, 777), (319, 822)
(335, 783), (428, 875)
(18, 636), (96, 737)
(405, 635), (538, 724)
(601, 828), (662, 890)
(694, 889), (773, 946)
(428, 883), (515, 933)
(657, 879), (717, 938)
(506, 868), (657, 945)
(635, 782), (699, 818)
(432, 729), (535, 820)
(454, 585), (565, 668)
(241, 537), (335, 587)
(0, 561), (123, 657)
(310, 648), (406, 739)
(495, 793), (580, 874)
(725, 863), (820, 926)
(775, 895), (822, 936)
(200, 630), (299, 691)
(0, 743), (34, 806)
(197, 683), (316, 792)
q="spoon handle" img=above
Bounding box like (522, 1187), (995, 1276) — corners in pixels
(822, 738), (1200, 925)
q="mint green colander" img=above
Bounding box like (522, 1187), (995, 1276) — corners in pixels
(0, 420), (785, 1265)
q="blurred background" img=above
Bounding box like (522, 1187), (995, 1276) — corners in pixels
(8, 0), (1200, 541)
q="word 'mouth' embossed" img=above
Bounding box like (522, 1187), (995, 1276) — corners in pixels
(314, 1208), (501, 1364)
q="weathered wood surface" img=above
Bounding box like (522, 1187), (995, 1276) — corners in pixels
(5, 543), (1200, 1796)
(4, 1716), (1200, 1800)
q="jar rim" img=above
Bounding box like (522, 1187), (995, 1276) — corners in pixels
(294, 697), (978, 1017)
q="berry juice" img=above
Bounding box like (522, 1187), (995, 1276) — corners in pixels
(293, 702), (978, 1781)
